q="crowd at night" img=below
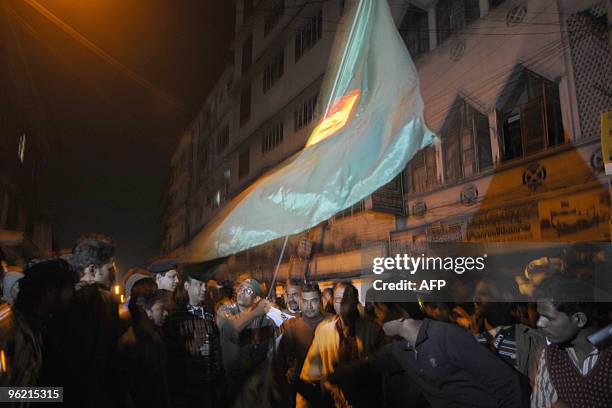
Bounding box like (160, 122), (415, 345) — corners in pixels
(0, 235), (610, 407)
(1, 0), (612, 406)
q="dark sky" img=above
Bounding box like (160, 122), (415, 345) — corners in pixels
(7, 0), (234, 272)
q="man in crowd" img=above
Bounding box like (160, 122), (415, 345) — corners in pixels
(282, 280), (301, 318)
(301, 282), (384, 407)
(119, 289), (172, 408)
(0, 259), (76, 388)
(473, 276), (545, 405)
(40, 234), (120, 407)
(166, 268), (224, 408)
(272, 282), (326, 407)
(149, 258), (180, 293)
(532, 274), (611, 408)
(218, 278), (275, 407)
(362, 302), (523, 408)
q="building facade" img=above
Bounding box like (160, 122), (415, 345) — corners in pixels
(0, 3), (55, 262)
(164, 0), (612, 291)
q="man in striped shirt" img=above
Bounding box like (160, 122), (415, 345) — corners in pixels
(531, 275), (611, 408)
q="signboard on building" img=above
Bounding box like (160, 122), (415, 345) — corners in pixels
(466, 203), (540, 242)
(538, 189), (611, 241)
(369, 175), (405, 216)
(601, 111), (612, 175)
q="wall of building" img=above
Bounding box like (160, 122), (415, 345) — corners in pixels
(165, 0), (612, 285)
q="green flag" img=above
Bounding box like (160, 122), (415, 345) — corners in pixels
(184, 0), (434, 262)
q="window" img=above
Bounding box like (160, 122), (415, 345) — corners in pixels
(295, 11), (323, 62)
(217, 125), (229, 154)
(499, 68), (564, 161)
(199, 143), (208, 171)
(18, 133), (26, 163)
(242, 33), (253, 74)
(442, 99), (492, 182)
(240, 85), (251, 126)
(211, 190), (221, 209)
(436, 0), (480, 45)
(262, 121), (284, 154)
(243, 0), (254, 23)
(239, 148), (250, 179)
(293, 94), (318, 131)
(263, 49), (284, 93)
(399, 6), (429, 60)
(407, 146), (438, 194)
(264, 0), (284, 36)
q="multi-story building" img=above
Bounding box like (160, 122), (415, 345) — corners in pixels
(164, 0), (612, 294)
(161, 67), (234, 255)
(0, 3), (55, 263)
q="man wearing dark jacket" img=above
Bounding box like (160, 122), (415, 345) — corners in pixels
(39, 235), (120, 408)
(373, 302), (522, 408)
(119, 289), (172, 408)
(166, 268), (224, 408)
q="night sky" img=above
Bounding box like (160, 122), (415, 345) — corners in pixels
(7, 0), (234, 272)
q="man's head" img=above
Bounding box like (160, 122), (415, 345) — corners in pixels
(284, 280), (301, 313)
(184, 276), (206, 306)
(236, 278), (262, 310)
(300, 282), (321, 319)
(473, 275), (522, 328)
(321, 287), (334, 313)
(148, 259), (179, 292)
(534, 274), (600, 345)
(379, 301), (425, 337)
(16, 259), (77, 316)
(71, 234), (116, 288)
(135, 290), (169, 327)
(333, 282), (359, 323)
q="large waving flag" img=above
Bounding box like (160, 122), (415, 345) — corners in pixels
(184, 0), (434, 263)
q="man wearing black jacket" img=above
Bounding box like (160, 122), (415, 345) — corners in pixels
(39, 235), (120, 408)
(166, 268), (224, 408)
(329, 302), (522, 408)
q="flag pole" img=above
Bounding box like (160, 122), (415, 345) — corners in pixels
(267, 235), (289, 299)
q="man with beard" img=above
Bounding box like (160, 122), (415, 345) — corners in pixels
(301, 282), (384, 407)
(218, 278), (275, 407)
(166, 267), (223, 408)
(282, 280), (301, 318)
(272, 282), (326, 407)
(532, 275), (611, 408)
(39, 234), (120, 407)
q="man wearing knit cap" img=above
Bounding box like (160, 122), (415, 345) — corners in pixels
(148, 258), (180, 293)
(218, 277), (275, 406)
(1, 271), (24, 305)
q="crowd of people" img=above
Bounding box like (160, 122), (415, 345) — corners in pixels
(0, 234), (610, 408)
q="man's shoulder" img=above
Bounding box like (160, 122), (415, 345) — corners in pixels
(280, 316), (306, 332)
